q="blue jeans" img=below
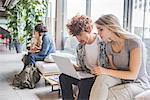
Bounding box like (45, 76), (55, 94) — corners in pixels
(23, 52), (46, 67)
(29, 53), (46, 64)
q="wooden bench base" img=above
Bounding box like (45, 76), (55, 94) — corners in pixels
(40, 74), (61, 97)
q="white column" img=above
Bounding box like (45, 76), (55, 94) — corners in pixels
(45, 0), (52, 34)
(86, 0), (91, 17)
(55, 0), (67, 50)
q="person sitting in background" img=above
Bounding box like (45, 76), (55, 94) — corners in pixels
(23, 23), (56, 67)
(89, 14), (150, 100)
(12, 23), (56, 89)
(59, 15), (109, 100)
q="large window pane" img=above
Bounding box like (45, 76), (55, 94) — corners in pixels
(65, 0), (86, 38)
(67, 0), (86, 19)
(91, 0), (124, 25)
(132, 0), (150, 38)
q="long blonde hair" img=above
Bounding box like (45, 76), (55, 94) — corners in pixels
(95, 14), (128, 39)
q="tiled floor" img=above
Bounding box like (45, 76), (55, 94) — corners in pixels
(0, 44), (61, 100)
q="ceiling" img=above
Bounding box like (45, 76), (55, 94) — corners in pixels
(0, 0), (17, 17)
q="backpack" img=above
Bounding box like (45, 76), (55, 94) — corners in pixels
(12, 63), (41, 89)
(22, 54), (31, 67)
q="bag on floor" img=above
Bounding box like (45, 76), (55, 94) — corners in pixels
(12, 63), (41, 89)
(22, 54), (31, 67)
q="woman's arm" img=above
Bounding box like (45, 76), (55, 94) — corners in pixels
(93, 47), (142, 80)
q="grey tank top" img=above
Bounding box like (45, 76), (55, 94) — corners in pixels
(106, 38), (150, 89)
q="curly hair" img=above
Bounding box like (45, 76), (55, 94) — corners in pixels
(66, 15), (92, 36)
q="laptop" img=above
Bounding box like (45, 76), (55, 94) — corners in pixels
(52, 54), (94, 79)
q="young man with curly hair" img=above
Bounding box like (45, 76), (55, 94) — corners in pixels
(59, 15), (109, 100)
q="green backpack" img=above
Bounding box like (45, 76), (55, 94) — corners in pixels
(12, 64), (41, 89)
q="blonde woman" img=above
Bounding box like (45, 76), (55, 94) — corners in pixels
(90, 14), (150, 100)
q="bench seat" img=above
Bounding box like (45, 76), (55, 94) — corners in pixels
(36, 61), (60, 76)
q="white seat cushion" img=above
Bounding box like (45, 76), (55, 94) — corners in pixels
(44, 51), (76, 63)
(35, 61), (60, 75)
(44, 54), (54, 63)
(135, 90), (150, 100)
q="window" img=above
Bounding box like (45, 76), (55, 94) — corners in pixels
(132, 0), (150, 38)
(63, 0), (86, 38)
(91, 0), (124, 33)
(91, 0), (124, 25)
(67, 0), (86, 19)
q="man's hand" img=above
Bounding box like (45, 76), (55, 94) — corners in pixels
(73, 64), (81, 71)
